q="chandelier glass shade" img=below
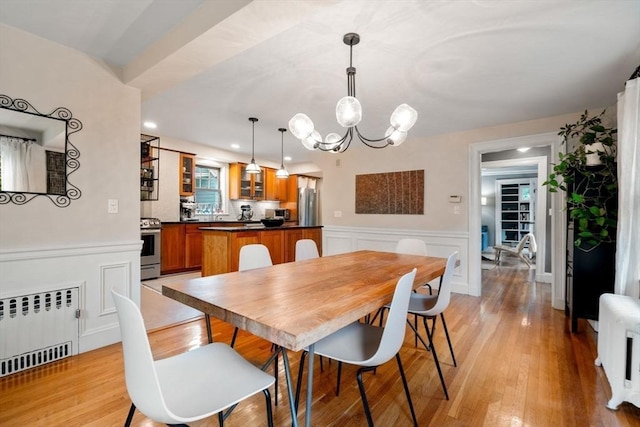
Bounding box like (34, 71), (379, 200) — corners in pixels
(276, 127), (289, 178)
(289, 32), (417, 153)
(246, 117), (260, 173)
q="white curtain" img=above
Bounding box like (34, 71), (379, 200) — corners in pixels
(0, 136), (33, 192)
(615, 76), (640, 298)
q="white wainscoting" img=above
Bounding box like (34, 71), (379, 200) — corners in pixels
(322, 226), (471, 295)
(0, 241), (142, 353)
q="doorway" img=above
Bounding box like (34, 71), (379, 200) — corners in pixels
(468, 132), (567, 310)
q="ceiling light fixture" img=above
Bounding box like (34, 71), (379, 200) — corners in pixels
(517, 147), (531, 152)
(143, 121), (157, 129)
(289, 32), (418, 153)
(276, 128), (289, 179)
(246, 117), (260, 174)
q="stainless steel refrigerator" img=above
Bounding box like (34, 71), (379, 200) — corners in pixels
(298, 177), (319, 226)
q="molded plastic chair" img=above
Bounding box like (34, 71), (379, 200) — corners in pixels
(295, 239), (320, 261)
(494, 232), (536, 268)
(111, 289), (274, 427)
(405, 251), (458, 400)
(295, 268), (419, 427)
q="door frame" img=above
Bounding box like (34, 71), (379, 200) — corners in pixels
(468, 132), (567, 310)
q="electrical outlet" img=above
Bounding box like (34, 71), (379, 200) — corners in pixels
(334, 210), (342, 218)
(108, 199), (118, 214)
(453, 205), (460, 215)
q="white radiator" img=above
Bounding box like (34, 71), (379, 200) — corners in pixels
(0, 288), (79, 377)
(595, 293), (640, 409)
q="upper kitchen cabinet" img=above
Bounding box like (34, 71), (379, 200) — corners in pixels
(265, 168), (288, 201)
(180, 153), (195, 196)
(229, 163), (264, 200)
(140, 134), (160, 201)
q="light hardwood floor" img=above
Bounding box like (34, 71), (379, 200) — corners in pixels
(1, 265), (638, 426)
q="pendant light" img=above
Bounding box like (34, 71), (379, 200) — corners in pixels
(246, 117), (260, 173)
(275, 128), (289, 178)
(289, 33), (417, 153)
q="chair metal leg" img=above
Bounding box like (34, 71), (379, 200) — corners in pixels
(294, 350), (308, 411)
(262, 389), (274, 427)
(230, 326), (239, 348)
(205, 314), (213, 343)
(336, 361), (343, 396)
(356, 366), (377, 427)
(218, 411), (224, 426)
(406, 318), (431, 351)
(440, 313), (457, 367)
(124, 402), (136, 427)
(274, 352), (279, 406)
(414, 314), (418, 347)
(423, 316), (449, 400)
(395, 353), (418, 427)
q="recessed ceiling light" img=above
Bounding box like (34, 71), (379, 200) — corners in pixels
(517, 147), (530, 152)
(143, 121), (157, 129)
(231, 143), (240, 149)
(284, 156), (292, 162)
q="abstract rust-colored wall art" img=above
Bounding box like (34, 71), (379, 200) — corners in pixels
(355, 169), (424, 214)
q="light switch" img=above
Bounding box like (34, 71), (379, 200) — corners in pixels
(453, 205), (460, 215)
(334, 210), (342, 218)
(108, 199), (118, 214)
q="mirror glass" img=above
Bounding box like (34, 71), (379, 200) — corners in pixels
(0, 95), (82, 207)
(0, 108), (66, 194)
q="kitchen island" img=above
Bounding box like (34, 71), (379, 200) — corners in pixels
(201, 225), (322, 276)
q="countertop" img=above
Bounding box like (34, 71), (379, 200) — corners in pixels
(162, 220), (262, 225)
(200, 224), (323, 231)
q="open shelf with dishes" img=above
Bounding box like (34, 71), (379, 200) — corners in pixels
(141, 134), (160, 201)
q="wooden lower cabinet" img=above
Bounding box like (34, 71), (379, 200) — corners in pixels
(160, 224), (185, 275)
(185, 224), (204, 269)
(202, 227), (322, 276)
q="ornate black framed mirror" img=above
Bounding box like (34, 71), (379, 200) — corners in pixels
(0, 94), (82, 207)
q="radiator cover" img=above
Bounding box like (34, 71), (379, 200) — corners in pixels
(0, 288), (79, 377)
(595, 293), (640, 409)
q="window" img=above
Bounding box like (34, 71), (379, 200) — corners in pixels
(195, 165), (222, 214)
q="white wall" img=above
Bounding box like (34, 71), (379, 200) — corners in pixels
(0, 24), (141, 353)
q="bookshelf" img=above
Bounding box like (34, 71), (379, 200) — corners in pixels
(495, 178), (536, 246)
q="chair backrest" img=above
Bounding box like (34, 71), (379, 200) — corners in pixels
(239, 244), (273, 271)
(423, 251), (458, 316)
(395, 238), (427, 256)
(514, 234), (531, 253)
(365, 268), (417, 367)
(295, 239), (320, 261)
(111, 289), (173, 423)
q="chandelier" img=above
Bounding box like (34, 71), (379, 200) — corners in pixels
(288, 33), (418, 153)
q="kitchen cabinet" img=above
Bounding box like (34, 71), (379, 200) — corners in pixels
(284, 228), (303, 262)
(185, 223), (204, 269)
(180, 153), (195, 196)
(229, 163), (264, 200)
(160, 223), (185, 274)
(140, 134), (160, 201)
(201, 226), (323, 276)
(265, 168), (288, 201)
(260, 229), (284, 264)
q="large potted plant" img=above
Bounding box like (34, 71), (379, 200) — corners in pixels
(544, 109), (618, 332)
(543, 110), (617, 251)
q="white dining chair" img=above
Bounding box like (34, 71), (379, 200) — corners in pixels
(111, 289), (275, 427)
(295, 239), (320, 261)
(295, 268), (419, 427)
(405, 251), (458, 400)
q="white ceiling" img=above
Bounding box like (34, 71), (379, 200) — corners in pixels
(1, 0), (638, 165)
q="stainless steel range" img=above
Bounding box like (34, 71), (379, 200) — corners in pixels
(140, 217), (161, 280)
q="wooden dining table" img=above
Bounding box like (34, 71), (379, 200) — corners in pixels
(162, 249), (447, 427)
